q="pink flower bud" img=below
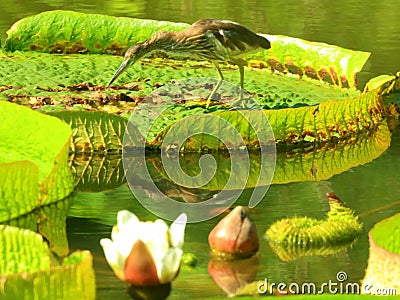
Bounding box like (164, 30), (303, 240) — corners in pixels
(124, 239), (160, 286)
(208, 206), (259, 259)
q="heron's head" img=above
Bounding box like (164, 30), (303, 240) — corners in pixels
(108, 43), (147, 86)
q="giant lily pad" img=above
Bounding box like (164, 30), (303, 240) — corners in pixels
(0, 11), (390, 152)
(0, 101), (74, 222)
(4, 10), (369, 89)
(0, 225), (95, 299)
(46, 110), (129, 153)
(4, 10), (189, 55)
(362, 213), (400, 295)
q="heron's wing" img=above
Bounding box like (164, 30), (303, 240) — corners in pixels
(216, 21), (270, 50)
(190, 19), (270, 51)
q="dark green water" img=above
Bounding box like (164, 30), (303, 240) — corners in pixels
(2, 1), (400, 299)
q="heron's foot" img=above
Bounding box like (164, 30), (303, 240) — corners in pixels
(191, 97), (218, 109)
(205, 97), (212, 109)
(228, 94), (248, 109)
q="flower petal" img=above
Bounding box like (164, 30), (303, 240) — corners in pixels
(117, 210), (139, 231)
(169, 213), (187, 248)
(143, 219), (171, 262)
(111, 211), (141, 257)
(156, 248), (183, 284)
(100, 238), (126, 280)
(124, 239), (160, 286)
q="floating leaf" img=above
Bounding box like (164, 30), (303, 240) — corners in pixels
(0, 12), (389, 153)
(47, 110), (130, 152)
(151, 86), (384, 151)
(0, 161), (39, 223)
(0, 101), (74, 221)
(4, 10), (188, 55)
(265, 193), (362, 261)
(251, 34), (370, 88)
(362, 213), (400, 295)
(0, 225), (50, 275)
(4, 11), (369, 89)
(0, 51), (361, 110)
(0, 226), (95, 299)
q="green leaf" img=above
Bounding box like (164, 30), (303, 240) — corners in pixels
(364, 73), (399, 94)
(0, 51), (361, 110)
(0, 226), (95, 299)
(0, 161), (39, 222)
(362, 213), (400, 295)
(0, 225), (50, 275)
(150, 86), (384, 150)
(4, 10), (188, 55)
(248, 34), (370, 88)
(369, 213), (400, 254)
(4, 11), (369, 89)
(265, 194), (362, 262)
(0, 102), (74, 221)
(47, 110), (131, 152)
(0, 12), (388, 153)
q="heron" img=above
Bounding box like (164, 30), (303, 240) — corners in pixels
(108, 19), (271, 107)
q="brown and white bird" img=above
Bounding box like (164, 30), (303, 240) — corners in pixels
(108, 19), (271, 107)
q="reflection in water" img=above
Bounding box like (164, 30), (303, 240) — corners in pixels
(128, 283), (171, 300)
(208, 255), (259, 297)
(124, 123), (391, 203)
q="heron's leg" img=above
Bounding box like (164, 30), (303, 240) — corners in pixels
(230, 61), (246, 108)
(206, 62), (223, 108)
(239, 64), (244, 103)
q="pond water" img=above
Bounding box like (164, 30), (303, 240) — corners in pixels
(67, 128), (400, 299)
(1, 0), (400, 299)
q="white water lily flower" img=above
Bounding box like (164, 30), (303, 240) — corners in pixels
(100, 210), (187, 286)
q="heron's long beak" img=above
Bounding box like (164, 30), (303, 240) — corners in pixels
(108, 60), (129, 86)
